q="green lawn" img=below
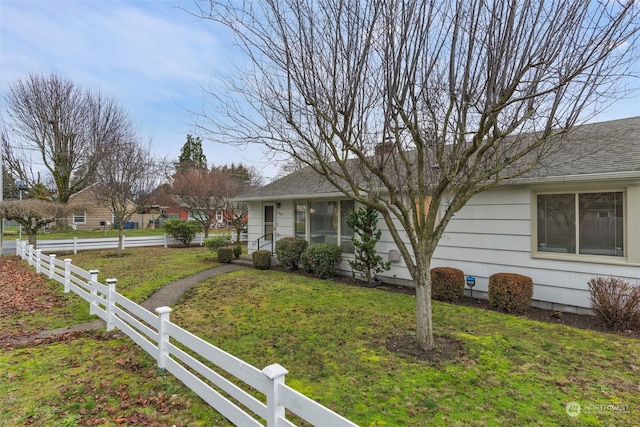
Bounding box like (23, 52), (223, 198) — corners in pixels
(1, 250), (638, 426)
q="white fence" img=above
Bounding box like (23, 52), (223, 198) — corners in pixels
(15, 232), (248, 254)
(17, 241), (356, 427)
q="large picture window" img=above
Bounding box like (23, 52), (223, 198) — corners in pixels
(295, 200), (355, 254)
(537, 192), (624, 257)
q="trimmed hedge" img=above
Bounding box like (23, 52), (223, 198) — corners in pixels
(488, 273), (533, 314)
(233, 244), (243, 259)
(217, 246), (234, 263)
(300, 251), (313, 273)
(252, 250), (272, 270)
(275, 237), (309, 270)
(431, 267), (465, 302)
(305, 243), (342, 279)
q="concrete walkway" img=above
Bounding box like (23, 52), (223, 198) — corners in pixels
(35, 264), (247, 339)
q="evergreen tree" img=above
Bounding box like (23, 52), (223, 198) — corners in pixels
(347, 206), (391, 283)
(177, 134), (207, 171)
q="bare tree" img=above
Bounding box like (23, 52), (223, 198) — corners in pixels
(92, 139), (159, 256)
(3, 72), (134, 203)
(192, 0), (640, 351)
(171, 167), (227, 238)
(0, 199), (69, 247)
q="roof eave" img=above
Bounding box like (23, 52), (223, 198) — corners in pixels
(508, 171), (640, 186)
(232, 191), (347, 203)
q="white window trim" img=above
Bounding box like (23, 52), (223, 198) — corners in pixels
(73, 211), (87, 224)
(295, 199), (356, 255)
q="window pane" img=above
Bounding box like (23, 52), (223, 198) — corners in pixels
(340, 200), (355, 254)
(537, 194), (575, 253)
(295, 201), (306, 239)
(264, 205), (274, 240)
(309, 201), (338, 245)
(73, 212), (85, 223)
(579, 192), (623, 256)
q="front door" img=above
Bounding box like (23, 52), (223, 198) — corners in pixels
(263, 204), (275, 252)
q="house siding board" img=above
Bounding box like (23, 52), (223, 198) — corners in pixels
(246, 202), (263, 252)
(275, 200), (294, 240)
(428, 186), (640, 309)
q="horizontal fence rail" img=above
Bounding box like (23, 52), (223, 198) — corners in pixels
(14, 232), (248, 255)
(16, 241), (356, 427)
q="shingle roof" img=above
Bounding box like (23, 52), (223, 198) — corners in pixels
(524, 116), (640, 179)
(238, 116), (640, 200)
(238, 166), (343, 201)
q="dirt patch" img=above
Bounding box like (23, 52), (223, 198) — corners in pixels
(386, 334), (466, 364)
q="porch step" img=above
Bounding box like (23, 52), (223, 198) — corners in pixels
(231, 254), (280, 268)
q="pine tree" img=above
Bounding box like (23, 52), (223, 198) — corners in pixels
(177, 134), (207, 171)
(347, 206), (391, 283)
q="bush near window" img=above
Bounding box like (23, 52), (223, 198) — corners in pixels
(217, 246), (234, 263)
(488, 273), (533, 314)
(252, 250), (272, 270)
(588, 277), (640, 331)
(299, 251), (313, 273)
(275, 237), (309, 270)
(162, 220), (203, 247)
(431, 267), (465, 302)
(305, 243), (343, 279)
(203, 234), (231, 252)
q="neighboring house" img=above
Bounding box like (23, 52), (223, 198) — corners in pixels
(66, 184), (145, 230)
(236, 116), (640, 314)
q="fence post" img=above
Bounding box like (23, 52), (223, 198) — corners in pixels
(89, 270), (100, 315)
(164, 234), (168, 248)
(262, 363), (289, 427)
(73, 237), (78, 254)
(16, 239), (21, 258)
(122, 234), (126, 250)
(27, 245), (34, 266)
(106, 278), (117, 332)
(48, 254), (57, 279)
(155, 306), (173, 373)
(18, 241), (24, 259)
(64, 259), (72, 293)
(35, 249), (42, 273)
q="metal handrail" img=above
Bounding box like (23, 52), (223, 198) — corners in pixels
(252, 233), (275, 255)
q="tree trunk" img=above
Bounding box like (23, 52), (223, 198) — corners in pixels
(117, 227), (124, 257)
(415, 266), (435, 351)
(28, 231), (37, 248)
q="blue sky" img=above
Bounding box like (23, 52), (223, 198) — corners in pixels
(1, 0), (639, 183)
(0, 0), (283, 179)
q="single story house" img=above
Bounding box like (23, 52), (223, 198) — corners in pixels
(237, 116), (640, 314)
(66, 184), (145, 230)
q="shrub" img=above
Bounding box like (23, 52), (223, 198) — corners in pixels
(275, 237), (309, 270)
(233, 244), (243, 259)
(431, 267), (465, 302)
(217, 246), (234, 263)
(204, 234), (231, 252)
(162, 220), (203, 247)
(252, 250), (272, 270)
(306, 243), (343, 279)
(488, 273), (533, 314)
(588, 277), (640, 331)
(299, 251), (313, 273)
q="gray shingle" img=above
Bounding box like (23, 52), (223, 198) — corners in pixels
(238, 116), (640, 199)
